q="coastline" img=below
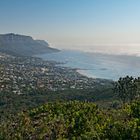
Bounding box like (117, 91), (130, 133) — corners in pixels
(76, 69), (96, 79)
(36, 50), (140, 80)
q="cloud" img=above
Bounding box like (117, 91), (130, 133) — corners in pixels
(57, 44), (140, 56)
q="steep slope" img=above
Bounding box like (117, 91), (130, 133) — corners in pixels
(0, 33), (59, 56)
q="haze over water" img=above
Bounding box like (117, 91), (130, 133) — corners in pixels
(38, 50), (140, 81)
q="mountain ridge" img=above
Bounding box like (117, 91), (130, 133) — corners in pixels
(0, 33), (59, 56)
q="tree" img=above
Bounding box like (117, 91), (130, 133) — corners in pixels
(114, 76), (137, 103)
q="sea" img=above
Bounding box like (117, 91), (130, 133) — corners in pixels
(37, 50), (140, 81)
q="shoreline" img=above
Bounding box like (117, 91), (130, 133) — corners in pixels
(76, 69), (97, 79)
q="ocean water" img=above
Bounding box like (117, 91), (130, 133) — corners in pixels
(37, 50), (140, 81)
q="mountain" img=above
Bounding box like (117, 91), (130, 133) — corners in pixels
(0, 33), (59, 56)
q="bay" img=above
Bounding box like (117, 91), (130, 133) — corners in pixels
(37, 50), (140, 81)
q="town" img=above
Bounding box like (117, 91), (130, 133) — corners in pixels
(0, 53), (109, 94)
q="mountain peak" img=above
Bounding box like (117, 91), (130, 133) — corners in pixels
(0, 33), (59, 56)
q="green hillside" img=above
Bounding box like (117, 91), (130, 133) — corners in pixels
(1, 100), (140, 140)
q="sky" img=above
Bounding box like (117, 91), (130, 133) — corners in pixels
(1, 0), (140, 54)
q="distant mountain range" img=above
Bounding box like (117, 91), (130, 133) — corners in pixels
(0, 33), (59, 56)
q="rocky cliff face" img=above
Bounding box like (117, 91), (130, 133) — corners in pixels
(0, 33), (33, 43)
(0, 33), (59, 56)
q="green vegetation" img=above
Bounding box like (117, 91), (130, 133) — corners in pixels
(1, 100), (140, 140)
(115, 76), (140, 103)
(0, 85), (114, 121)
(0, 76), (140, 139)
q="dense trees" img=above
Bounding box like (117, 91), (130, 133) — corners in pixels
(0, 76), (140, 139)
(1, 100), (140, 140)
(0, 86), (114, 120)
(115, 76), (140, 103)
